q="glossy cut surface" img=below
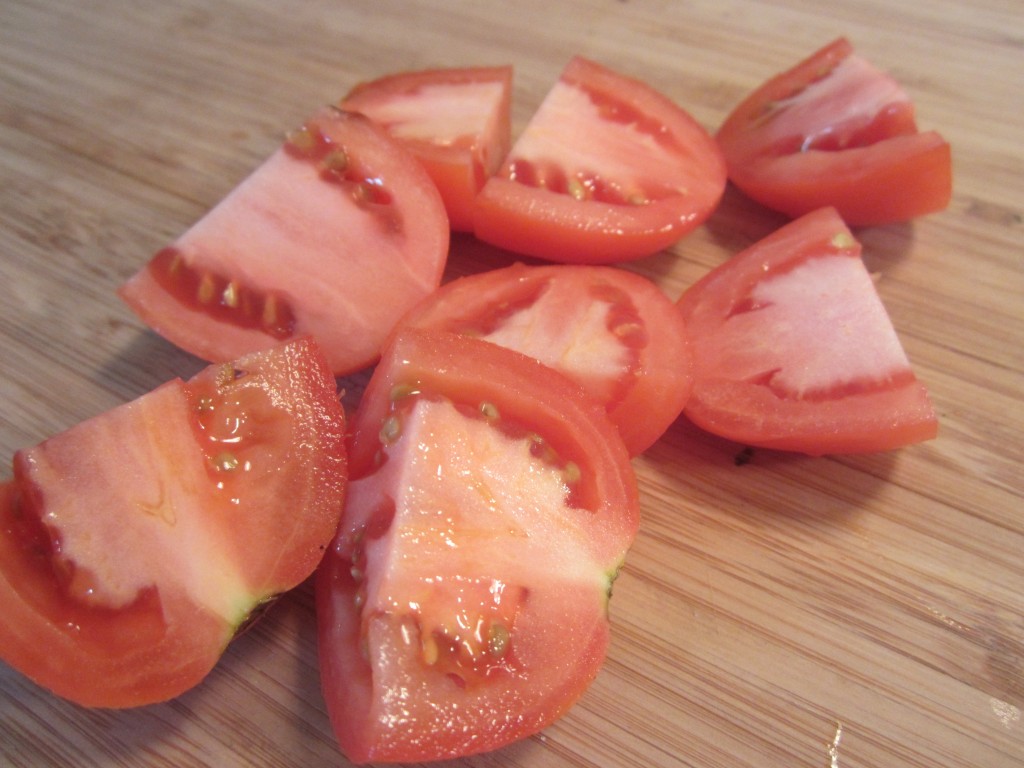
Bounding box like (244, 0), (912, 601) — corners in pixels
(0, 339), (347, 707)
(317, 329), (639, 762)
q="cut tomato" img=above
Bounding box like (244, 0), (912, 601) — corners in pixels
(716, 37), (952, 225)
(119, 107), (449, 376)
(473, 56), (726, 264)
(0, 338), (347, 707)
(676, 207), (937, 455)
(393, 262), (693, 455)
(317, 329), (639, 762)
(341, 65), (513, 232)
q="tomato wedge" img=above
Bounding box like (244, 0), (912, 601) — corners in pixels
(341, 65), (513, 232)
(716, 38), (952, 225)
(394, 262), (693, 455)
(474, 56), (726, 264)
(676, 207), (937, 455)
(317, 329), (639, 762)
(119, 107), (449, 376)
(0, 338), (347, 707)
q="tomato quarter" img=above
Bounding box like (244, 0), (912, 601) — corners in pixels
(393, 261), (693, 455)
(716, 38), (952, 225)
(119, 107), (449, 376)
(676, 207), (937, 455)
(474, 56), (726, 264)
(317, 329), (638, 762)
(0, 338), (347, 707)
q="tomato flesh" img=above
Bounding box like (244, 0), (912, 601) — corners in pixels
(341, 65), (513, 232)
(120, 108), (449, 376)
(0, 338), (347, 707)
(474, 56), (726, 263)
(677, 207), (937, 454)
(716, 38), (952, 225)
(317, 329), (639, 762)
(394, 262), (694, 455)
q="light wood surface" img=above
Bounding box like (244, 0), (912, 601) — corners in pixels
(1, 1), (1022, 766)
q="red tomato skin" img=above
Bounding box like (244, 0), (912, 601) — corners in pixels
(677, 207), (937, 455)
(0, 338), (347, 708)
(341, 65), (513, 232)
(0, 475), (231, 709)
(474, 56), (726, 264)
(730, 133), (952, 226)
(474, 176), (707, 264)
(683, 377), (937, 455)
(185, 337), (349, 594)
(393, 262), (694, 455)
(318, 329), (639, 762)
(119, 108), (448, 376)
(716, 38), (952, 225)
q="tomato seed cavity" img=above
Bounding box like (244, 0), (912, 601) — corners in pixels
(150, 248), (296, 339)
(506, 159), (652, 207)
(285, 119), (394, 206)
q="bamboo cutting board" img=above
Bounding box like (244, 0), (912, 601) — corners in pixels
(1, 1), (1022, 766)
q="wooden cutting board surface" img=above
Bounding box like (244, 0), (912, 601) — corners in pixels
(1, 1), (1021, 766)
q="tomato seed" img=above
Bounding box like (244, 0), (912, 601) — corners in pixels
(222, 281), (239, 309)
(389, 383), (421, 401)
(197, 273), (216, 304)
(488, 623), (510, 658)
(421, 634), (440, 666)
(567, 177), (588, 201)
(285, 125), (317, 155)
(831, 231), (857, 249)
(212, 452), (240, 472)
(379, 415), (402, 445)
(320, 149), (350, 176)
